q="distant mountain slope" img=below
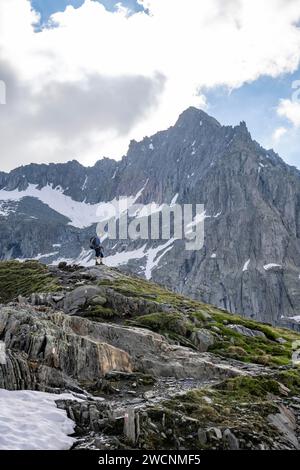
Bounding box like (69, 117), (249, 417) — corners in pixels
(0, 107), (299, 328)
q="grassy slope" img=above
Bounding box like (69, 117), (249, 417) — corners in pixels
(0, 260), (60, 303)
(99, 277), (300, 367)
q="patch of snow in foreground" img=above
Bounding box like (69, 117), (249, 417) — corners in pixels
(0, 389), (79, 450)
(264, 263), (282, 271)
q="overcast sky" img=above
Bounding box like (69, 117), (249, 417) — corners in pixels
(0, 0), (299, 171)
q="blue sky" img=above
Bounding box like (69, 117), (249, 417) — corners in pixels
(0, 0), (299, 170)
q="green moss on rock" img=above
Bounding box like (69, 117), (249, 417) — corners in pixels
(215, 375), (282, 399)
(127, 311), (198, 348)
(273, 369), (300, 395)
(0, 260), (60, 303)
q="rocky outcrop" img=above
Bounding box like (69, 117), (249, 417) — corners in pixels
(0, 263), (300, 450)
(0, 305), (244, 390)
(0, 306), (133, 390)
(0, 350), (34, 390)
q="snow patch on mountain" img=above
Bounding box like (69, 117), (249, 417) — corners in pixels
(105, 245), (147, 268)
(0, 184), (146, 229)
(105, 239), (175, 279)
(144, 239), (175, 280)
(243, 259), (251, 272)
(264, 263), (282, 271)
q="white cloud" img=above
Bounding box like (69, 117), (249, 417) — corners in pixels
(1, 0), (300, 170)
(272, 126), (288, 142)
(277, 98), (300, 128)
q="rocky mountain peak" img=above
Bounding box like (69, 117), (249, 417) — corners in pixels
(175, 106), (222, 130)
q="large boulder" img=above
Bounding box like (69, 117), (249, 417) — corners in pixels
(63, 285), (107, 314)
(191, 328), (215, 352)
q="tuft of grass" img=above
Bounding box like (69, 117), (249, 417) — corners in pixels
(209, 322), (294, 366)
(215, 375), (282, 399)
(127, 311), (198, 348)
(0, 260), (60, 303)
(128, 311), (193, 335)
(85, 305), (116, 320)
(99, 277), (205, 310)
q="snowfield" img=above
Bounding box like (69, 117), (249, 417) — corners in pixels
(0, 183), (146, 229)
(0, 389), (79, 450)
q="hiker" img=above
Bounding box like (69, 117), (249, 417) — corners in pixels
(90, 234), (104, 266)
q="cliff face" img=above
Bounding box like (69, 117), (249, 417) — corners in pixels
(0, 261), (300, 450)
(0, 107), (300, 327)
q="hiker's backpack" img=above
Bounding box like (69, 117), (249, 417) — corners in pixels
(90, 236), (101, 249)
